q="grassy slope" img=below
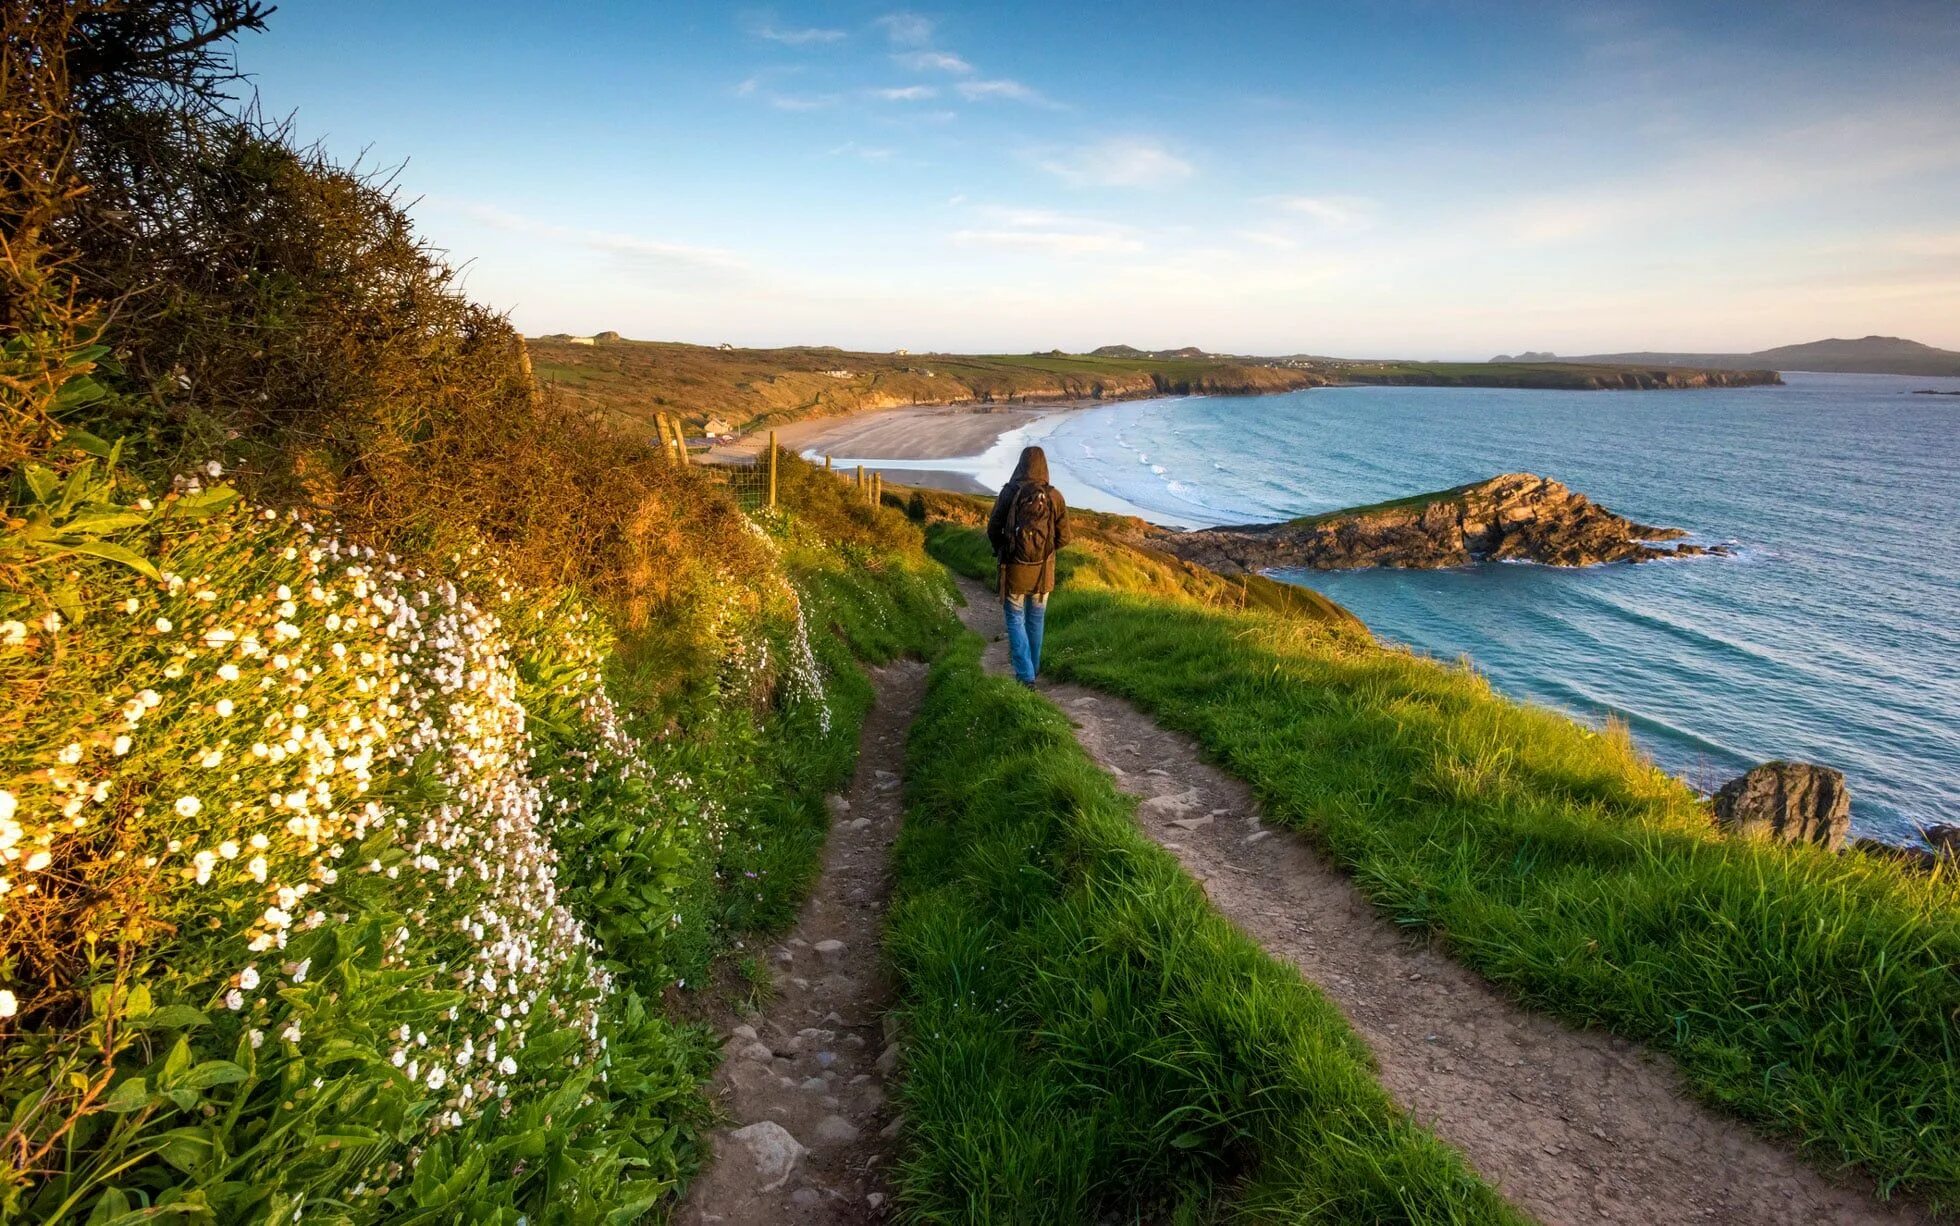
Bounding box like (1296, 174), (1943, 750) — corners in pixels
(927, 524), (1960, 1208)
(889, 633), (1518, 1224)
(526, 339), (1778, 440)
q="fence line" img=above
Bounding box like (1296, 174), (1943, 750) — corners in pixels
(681, 425), (892, 515)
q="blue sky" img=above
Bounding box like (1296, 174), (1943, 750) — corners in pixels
(238, 1), (1960, 356)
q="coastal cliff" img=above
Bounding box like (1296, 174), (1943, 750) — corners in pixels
(523, 338), (1781, 440)
(1165, 473), (1725, 572)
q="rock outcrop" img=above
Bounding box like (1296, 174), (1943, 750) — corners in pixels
(1711, 762), (1851, 851)
(1165, 473), (1726, 573)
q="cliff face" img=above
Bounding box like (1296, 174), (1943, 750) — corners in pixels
(1166, 473), (1725, 573)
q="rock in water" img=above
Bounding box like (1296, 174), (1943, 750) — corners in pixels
(1165, 472), (1724, 573)
(727, 1121), (806, 1192)
(1711, 762), (1851, 850)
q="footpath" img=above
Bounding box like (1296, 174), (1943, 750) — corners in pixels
(948, 575), (1924, 1226)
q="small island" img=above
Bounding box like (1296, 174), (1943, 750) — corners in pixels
(1164, 473), (1725, 572)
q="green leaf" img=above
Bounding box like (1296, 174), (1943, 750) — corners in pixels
(34, 538), (161, 581)
(102, 1077), (152, 1114)
(179, 1060), (248, 1091)
(151, 1126), (216, 1174)
(132, 1005), (210, 1031)
(159, 1035), (191, 1081)
(60, 429), (115, 459)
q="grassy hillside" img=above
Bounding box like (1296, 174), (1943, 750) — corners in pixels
(528, 338), (1781, 443)
(926, 521), (1960, 1209)
(526, 339), (1321, 437)
(890, 633), (1518, 1223)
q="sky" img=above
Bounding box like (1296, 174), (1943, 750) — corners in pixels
(234, 1), (1960, 357)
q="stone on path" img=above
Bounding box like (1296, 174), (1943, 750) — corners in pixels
(813, 1113), (862, 1146)
(813, 938), (847, 963)
(728, 1121), (806, 1192)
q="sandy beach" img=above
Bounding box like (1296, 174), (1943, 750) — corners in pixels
(708, 403), (1053, 461)
(704, 402), (1065, 494)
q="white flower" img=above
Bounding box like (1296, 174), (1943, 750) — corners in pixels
(24, 851), (50, 873)
(280, 1023), (301, 1043)
(218, 840), (239, 859)
(123, 598), (140, 615)
(249, 1029), (265, 1049)
(238, 966), (260, 990)
(498, 1055), (518, 1076)
(192, 849), (217, 884)
(112, 735), (132, 755)
(287, 958), (310, 984)
(0, 990), (16, 1018)
(0, 791), (13, 824)
(200, 750), (224, 769)
(174, 796), (203, 818)
(214, 698), (235, 717)
(0, 621), (25, 646)
(40, 611), (61, 634)
(217, 663), (239, 682)
(204, 460), (223, 478)
(224, 990), (244, 1010)
(154, 617), (172, 633)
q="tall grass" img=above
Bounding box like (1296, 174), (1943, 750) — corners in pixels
(927, 524), (1960, 1207)
(887, 634), (1518, 1224)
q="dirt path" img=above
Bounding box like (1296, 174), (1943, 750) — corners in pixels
(678, 660), (926, 1225)
(952, 576), (1925, 1226)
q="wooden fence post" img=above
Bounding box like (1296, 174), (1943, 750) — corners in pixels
(855, 465), (864, 492)
(824, 455), (832, 473)
(767, 431), (778, 509)
(675, 416), (691, 467)
(872, 473), (881, 506)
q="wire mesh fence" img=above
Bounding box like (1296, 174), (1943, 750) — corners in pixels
(649, 411), (888, 515)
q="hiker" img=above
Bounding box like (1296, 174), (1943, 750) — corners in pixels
(986, 445), (1070, 685)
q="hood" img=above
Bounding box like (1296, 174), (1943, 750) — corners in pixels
(1010, 445), (1049, 484)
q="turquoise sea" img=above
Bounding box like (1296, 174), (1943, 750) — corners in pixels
(1016, 372), (1960, 844)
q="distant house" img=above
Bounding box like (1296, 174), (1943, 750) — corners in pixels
(892, 348), (909, 356)
(823, 369), (853, 379)
(703, 416), (735, 438)
(567, 336), (596, 346)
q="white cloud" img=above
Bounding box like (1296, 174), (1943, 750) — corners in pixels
(895, 50), (972, 73)
(951, 229), (1144, 255)
(871, 85), (937, 101)
(452, 203), (751, 279)
(829, 141), (897, 161)
(1269, 195), (1373, 230)
(1039, 138), (1194, 188)
(956, 78), (1052, 106)
(949, 205), (1146, 256)
(753, 22), (845, 45)
(874, 13), (935, 46)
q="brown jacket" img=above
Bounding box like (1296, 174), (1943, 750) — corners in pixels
(986, 449), (1070, 596)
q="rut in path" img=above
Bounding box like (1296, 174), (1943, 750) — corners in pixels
(953, 577), (1926, 1226)
(678, 659), (925, 1226)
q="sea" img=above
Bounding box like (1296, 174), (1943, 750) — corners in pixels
(859, 372), (1960, 844)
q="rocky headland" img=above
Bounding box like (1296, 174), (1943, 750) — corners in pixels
(1164, 473), (1727, 573)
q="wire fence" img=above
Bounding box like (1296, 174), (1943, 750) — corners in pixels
(649, 412), (887, 514)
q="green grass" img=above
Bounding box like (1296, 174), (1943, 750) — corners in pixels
(923, 525), (1960, 1207)
(886, 633), (1519, 1225)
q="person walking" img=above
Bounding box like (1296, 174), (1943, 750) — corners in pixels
(986, 445), (1069, 685)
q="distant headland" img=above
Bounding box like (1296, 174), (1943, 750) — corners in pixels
(1493, 335), (1960, 378)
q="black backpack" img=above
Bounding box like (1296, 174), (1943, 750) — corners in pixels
(1006, 481), (1055, 566)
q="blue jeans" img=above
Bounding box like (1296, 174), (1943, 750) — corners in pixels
(1002, 593), (1047, 683)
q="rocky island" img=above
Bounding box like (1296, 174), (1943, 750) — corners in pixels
(1165, 473), (1726, 572)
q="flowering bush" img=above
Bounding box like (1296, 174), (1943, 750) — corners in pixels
(0, 459), (721, 1219)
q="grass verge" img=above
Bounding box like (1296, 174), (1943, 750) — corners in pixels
(927, 523), (1960, 1207)
(886, 633), (1518, 1224)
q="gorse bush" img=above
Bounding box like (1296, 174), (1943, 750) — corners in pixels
(0, 3), (958, 1218)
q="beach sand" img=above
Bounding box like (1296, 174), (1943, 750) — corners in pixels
(708, 403), (1048, 463)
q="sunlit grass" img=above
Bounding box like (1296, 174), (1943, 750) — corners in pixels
(887, 633), (1518, 1224)
(926, 523), (1960, 1207)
